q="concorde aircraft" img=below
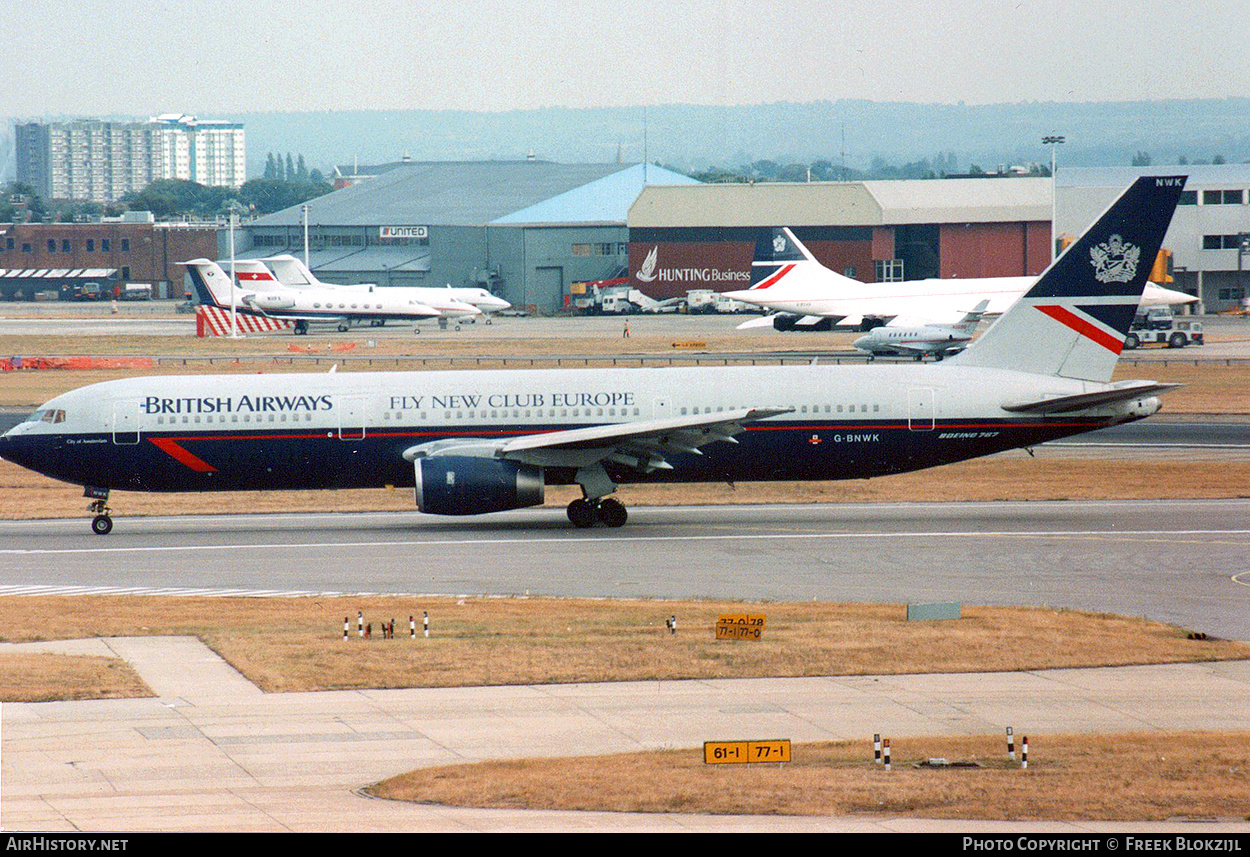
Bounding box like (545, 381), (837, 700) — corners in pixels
(0, 176), (1186, 535)
(853, 300), (990, 361)
(185, 258), (451, 334)
(724, 226), (1197, 332)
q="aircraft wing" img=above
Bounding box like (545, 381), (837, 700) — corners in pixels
(736, 314), (784, 330)
(402, 408), (793, 473)
(1000, 382), (1182, 414)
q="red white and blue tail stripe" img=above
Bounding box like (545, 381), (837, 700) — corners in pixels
(954, 176), (1186, 383)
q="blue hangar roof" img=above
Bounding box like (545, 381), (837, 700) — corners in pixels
(252, 161), (699, 228)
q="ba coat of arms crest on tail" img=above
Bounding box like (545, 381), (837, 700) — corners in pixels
(1089, 234), (1141, 283)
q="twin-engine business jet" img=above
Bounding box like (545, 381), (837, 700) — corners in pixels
(2, 177), (1186, 535)
(853, 300), (990, 361)
(238, 255), (511, 325)
(724, 227), (1197, 332)
(185, 259), (450, 334)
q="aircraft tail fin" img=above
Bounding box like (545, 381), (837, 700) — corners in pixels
(749, 227), (823, 289)
(952, 176), (1186, 383)
(262, 254), (317, 286)
(183, 259), (237, 308)
(952, 299), (990, 333)
(231, 260), (282, 291)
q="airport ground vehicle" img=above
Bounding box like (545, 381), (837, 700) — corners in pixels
(1132, 306), (1174, 330)
(686, 290), (717, 313)
(120, 283), (152, 301)
(1122, 318), (1203, 349)
(66, 282), (104, 301)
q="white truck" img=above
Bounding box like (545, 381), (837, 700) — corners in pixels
(713, 293), (751, 313)
(686, 290), (718, 313)
(1122, 317), (1203, 349)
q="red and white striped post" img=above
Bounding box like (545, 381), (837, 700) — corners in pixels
(873, 734), (881, 765)
(1022, 736), (1029, 769)
(1007, 726), (1015, 761)
(883, 738), (891, 771)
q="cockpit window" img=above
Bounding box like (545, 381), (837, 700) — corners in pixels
(25, 409), (66, 424)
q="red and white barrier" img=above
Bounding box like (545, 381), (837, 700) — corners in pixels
(195, 305), (293, 337)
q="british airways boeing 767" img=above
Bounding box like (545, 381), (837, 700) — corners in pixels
(0, 177), (1186, 534)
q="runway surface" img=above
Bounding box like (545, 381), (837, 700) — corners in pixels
(3, 499), (1248, 640)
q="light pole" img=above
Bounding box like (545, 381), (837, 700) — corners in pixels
(1238, 233), (1250, 311)
(227, 206), (240, 339)
(302, 204), (310, 269)
(1043, 135), (1065, 261)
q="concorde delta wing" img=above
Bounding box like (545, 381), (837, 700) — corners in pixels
(402, 408), (794, 473)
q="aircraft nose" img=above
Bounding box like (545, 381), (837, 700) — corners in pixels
(852, 335), (870, 349)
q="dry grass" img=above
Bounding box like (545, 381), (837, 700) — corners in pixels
(367, 731), (1250, 821)
(0, 652), (149, 702)
(0, 596), (1245, 699)
(1114, 359), (1250, 413)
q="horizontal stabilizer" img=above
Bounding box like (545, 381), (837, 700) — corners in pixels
(1001, 381), (1182, 414)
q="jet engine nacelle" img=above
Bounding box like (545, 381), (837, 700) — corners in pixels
(413, 456), (544, 516)
(251, 294), (296, 310)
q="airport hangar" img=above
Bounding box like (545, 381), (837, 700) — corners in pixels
(1058, 164), (1250, 313)
(232, 160), (697, 313)
(625, 177), (1055, 301)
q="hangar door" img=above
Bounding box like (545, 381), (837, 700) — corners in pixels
(532, 266), (564, 313)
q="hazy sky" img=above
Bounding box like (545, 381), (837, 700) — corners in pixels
(8, 0), (1249, 117)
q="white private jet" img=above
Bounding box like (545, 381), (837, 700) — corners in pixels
(854, 300), (990, 361)
(185, 259), (445, 334)
(724, 227), (1196, 332)
(247, 255), (511, 326)
(4, 176), (1188, 535)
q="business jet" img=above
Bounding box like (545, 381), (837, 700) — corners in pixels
(724, 227), (1196, 332)
(185, 259), (447, 334)
(854, 300), (990, 361)
(1, 176), (1186, 535)
(255, 255), (511, 326)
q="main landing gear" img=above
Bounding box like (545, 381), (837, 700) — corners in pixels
(566, 496), (628, 529)
(84, 487), (112, 535)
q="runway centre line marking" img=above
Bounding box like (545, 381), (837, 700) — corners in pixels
(6, 528), (1250, 556)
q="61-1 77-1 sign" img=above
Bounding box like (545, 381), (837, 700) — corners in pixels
(704, 740), (791, 765)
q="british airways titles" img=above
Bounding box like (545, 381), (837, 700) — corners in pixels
(139, 390), (639, 416)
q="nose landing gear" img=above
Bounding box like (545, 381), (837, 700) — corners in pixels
(84, 486), (112, 535)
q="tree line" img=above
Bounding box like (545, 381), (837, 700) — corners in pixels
(0, 162), (332, 223)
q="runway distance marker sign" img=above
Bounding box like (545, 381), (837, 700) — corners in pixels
(704, 740), (791, 765)
(716, 613), (766, 640)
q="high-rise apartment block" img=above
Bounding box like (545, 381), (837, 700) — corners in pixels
(15, 114), (245, 203)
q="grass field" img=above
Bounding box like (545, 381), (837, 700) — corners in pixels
(366, 731), (1250, 821)
(1, 596), (1245, 701)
